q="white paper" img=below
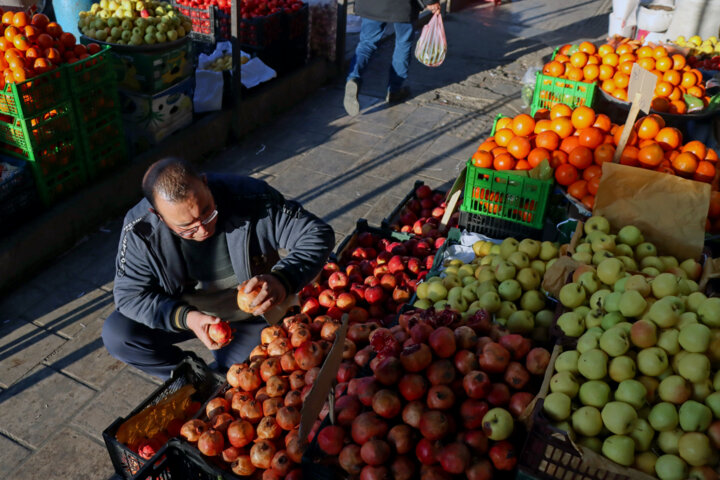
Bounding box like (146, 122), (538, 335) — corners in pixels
(240, 57), (277, 89)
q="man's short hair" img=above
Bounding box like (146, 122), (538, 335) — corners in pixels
(142, 157), (204, 207)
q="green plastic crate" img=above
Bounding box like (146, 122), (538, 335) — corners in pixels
(80, 112), (127, 178)
(489, 113), (510, 137)
(461, 160), (553, 230)
(0, 67), (70, 119)
(0, 102), (75, 154)
(530, 72), (596, 115)
(67, 46), (115, 94)
(27, 159), (87, 206)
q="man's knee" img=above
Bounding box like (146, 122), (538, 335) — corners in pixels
(102, 310), (134, 358)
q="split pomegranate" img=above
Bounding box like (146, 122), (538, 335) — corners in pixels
(180, 419), (208, 442)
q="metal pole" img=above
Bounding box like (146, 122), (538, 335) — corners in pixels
(231, 0), (242, 117)
(335, 0), (346, 73)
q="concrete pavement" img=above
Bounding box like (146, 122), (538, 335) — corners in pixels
(0, 1), (611, 478)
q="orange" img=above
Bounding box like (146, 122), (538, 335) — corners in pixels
(639, 138), (658, 149)
(668, 87), (682, 102)
(672, 152), (698, 176)
(612, 88), (628, 102)
(471, 150), (493, 168)
(598, 44), (614, 56)
(555, 163), (579, 186)
(477, 139), (497, 152)
(551, 116), (574, 139)
(7, 56), (24, 71)
(579, 41), (597, 55)
(651, 96), (670, 112)
(616, 43), (634, 56)
(671, 54), (686, 70)
(12, 35), (29, 51)
(534, 119), (552, 134)
(654, 81), (673, 97)
(550, 150), (568, 169)
(601, 78), (616, 93)
(568, 146), (593, 170)
(592, 114), (612, 133)
(560, 136), (580, 155)
(559, 44), (573, 56)
(583, 64), (599, 81)
(544, 60), (565, 78)
(506, 136), (532, 160)
(31, 13), (50, 31)
(527, 147), (551, 168)
(494, 128), (515, 147)
(583, 164), (602, 180)
(681, 71), (698, 89)
(618, 61), (634, 76)
(493, 153), (515, 171)
(4, 26), (17, 42)
(593, 144), (615, 165)
(613, 72), (629, 89)
(0, 38), (10, 52)
(492, 146), (507, 157)
(566, 66), (584, 82)
(587, 175), (601, 195)
(570, 52), (588, 68)
(653, 46), (669, 59)
(637, 57), (656, 71)
(687, 85), (705, 98)
(1, 11), (13, 25)
(669, 99), (687, 115)
(613, 124), (638, 147)
(23, 25), (38, 42)
(11, 67), (26, 82)
(636, 115), (663, 139)
(581, 194), (595, 211)
(655, 127), (682, 151)
(24, 46), (40, 61)
(694, 161), (716, 183)
(568, 180), (588, 200)
(619, 53), (636, 64)
(663, 69), (681, 86)
(570, 106), (595, 130)
(655, 56), (672, 72)
(550, 104), (572, 120)
(620, 145), (639, 166)
(706, 148), (718, 162)
(598, 64), (615, 81)
(587, 55), (600, 65)
(511, 114), (535, 137)
(12, 12), (27, 28)
(638, 143), (665, 168)
(682, 140), (707, 160)
(32, 57), (50, 73)
(637, 46), (653, 58)
(535, 130), (560, 150)
(602, 53), (619, 66)
(577, 127), (604, 149)
(496, 117), (512, 131)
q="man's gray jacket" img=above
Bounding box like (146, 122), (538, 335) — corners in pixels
(113, 174), (335, 332)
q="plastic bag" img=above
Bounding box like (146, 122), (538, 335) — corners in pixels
(520, 66), (542, 109)
(194, 41), (233, 113)
(415, 14), (446, 67)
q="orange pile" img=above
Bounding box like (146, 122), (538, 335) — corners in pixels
(0, 9), (100, 87)
(471, 105), (719, 215)
(543, 40), (709, 114)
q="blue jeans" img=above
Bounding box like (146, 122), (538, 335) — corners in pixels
(347, 18), (415, 92)
(102, 310), (266, 380)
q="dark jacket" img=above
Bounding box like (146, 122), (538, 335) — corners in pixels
(113, 175), (335, 332)
(355, 0), (435, 23)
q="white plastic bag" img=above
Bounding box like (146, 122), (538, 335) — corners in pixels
(415, 14), (447, 67)
(194, 41), (233, 113)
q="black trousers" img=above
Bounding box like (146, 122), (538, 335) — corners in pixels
(102, 310), (266, 380)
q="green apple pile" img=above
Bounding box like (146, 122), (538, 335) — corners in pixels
(413, 237), (561, 342)
(78, 0), (193, 46)
(545, 216), (720, 479)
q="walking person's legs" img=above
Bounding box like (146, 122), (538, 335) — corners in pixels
(387, 22), (415, 102)
(344, 18), (386, 116)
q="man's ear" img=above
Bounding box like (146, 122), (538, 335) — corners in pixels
(149, 207), (160, 218)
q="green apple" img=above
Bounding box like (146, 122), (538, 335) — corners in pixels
(578, 349), (608, 380)
(477, 291), (501, 313)
(543, 392), (572, 421)
(615, 379), (647, 409)
(652, 273), (681, 298)
(630, 319), (657, 348)
(413, 298), (432, 309)
(434, 300), (448, 310)
(497, 301), (516, 322)
(614, 243), (634, 257)
(574, 305), (591, 319)
(577, 436), (602, 453)
(686, 292), (707, 313)
(555, 350), (580, 374)
(642, 266), (662, 277)
(650, 403), (679, 432)
(518, 238), (541, 259)
(636, 242), (658, 260)
(531, 259), (546, 275)
(679, 400), (713, 431)
(572, 406), (603, 437)
(613, 274), (629, 292)
(625, 274), (651, 297)
(678, 279), (699, 295)
(648, 296), (685, 328)
(692, 380), (712, 403)
(678, 353), (711, 383)
(426, 282), (448, 302)
(677, 312), (699, 330)
(602, 435), (635, 466)
(603, 291), (622, 313)
(443, 274), (462, 289)
(498, 279), (522, 301)
(585, 309), (604, 329)
(556, 311), (585, 337)
(476, 267), (496, 284)
(498, 237), (519, 259)
(617, 224), (644, 246)
(481, 408), (514, 440)
(577, 329), (602, 354)
(559, 282), (586, 309)
(578, 271), (601, 295)
(659, 375), (692, 404)
(680, 259), (703, 281)
(591, 233), (616, 253)
(655, 454), (688, 480)
(630, 418), (655, 452)
(584, 215), (611, 235)
(507, 310), (534, 334)
(697, 297), (720, 327)
(602, 401), (637, 435)
(635, 451), (658, 476)
(609, 356), (636, 382)
(643, 256), (666, 272)
(578, 380), (611, 408)
(658, 429), (684, 454)
(550, 371), (579, 398)
(475, 280), (498, 296)
(535, 309), (554, 328)
(597, 258), (626, 286)
(618, 256), (639, 272)
(539, 241), (559, 261)
(637, 347), (669, 376)
(657, 328), (681, 355)
(516, 267), (540, 291)
(601, 312), (624, 331)
(619, 289), (647, 318)
(599, 327), (630, 357)
(678, 432), (712, 466)
(704, 391), (720, 418)
(678, 323), (711, 353)
(589, 289), (611, 310)
(507, 251), (530, 270)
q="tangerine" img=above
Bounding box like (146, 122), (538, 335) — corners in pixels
(593, 143), (615, 165)
(579, 41), (597, 55)
(494, 128), (515, 147)
(577, 127), (604, 149)
(471, 150), (493, 168)
(583, 64), (599, 81)
(12, 12), (27, 28)
(592, 113), (612, 132)
(656, 56), (672, 72)
(636, 115), (663, 139)
(598, 64), (615, 81)
(535, 130), (560, 150)
(694, 161), (716, 183)
(653, 46), (668, 59)
(528, 147), (551, 168)
(555, 163), (579, 186)
(637, 143), (665, 168)
(568, 146), (593, 170)
(511, 114), (535, 137)
(671, 152), (699, 176)
(583, 165), (602, 181)
(506, 136), (532, 160)
(582, 194), (595, 210)
(493, 153), (515, 171)
(570, 105), (595, 130)
(568, 180), (588, 199)
(682, 140), (707, 160)
(550, 150), (568, 169)
(671, 54), (686, 70)
(560, 136), (580, 155)
(550, 104), (572, 119)
(534, 119), (552, 134)
(619, 145), (639, 166)
(655, 127), (682, 151)
(551, 116), (574, 139)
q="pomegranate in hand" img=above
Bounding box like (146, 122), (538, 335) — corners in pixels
(209, 321), (233, 346)
(237, 280), (262, 313)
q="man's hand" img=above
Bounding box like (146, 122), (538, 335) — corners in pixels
(426, 2), (441, 15)
(242, 274), (287, 316)
(186, 311), (225, 350)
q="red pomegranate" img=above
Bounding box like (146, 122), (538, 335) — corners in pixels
(227, 419), (254, 448)
(231, 455), (256, 476)
(454, 350), (479, 375)
(336, 394), (362, 426)
(260, 357), (283, 381)
(271, 450), (293, 476)
(339, 443), (364, 474)
(250, 439), (277, 469)
(478, 342), (511, 373)
(289, 370), (305, 390)
(205, 397), (230, 420)
(400, 343), (433, 372)
(463, 370), (492, 399)
(387, 424), (415, 455)
(426, 385), (455, 410)
(462, 429), (489, 455)
(416, 437), (440, 465)
(372, 389), (403, 419)
(427, 359), (456, 386)
(276, 406), (301, 430)
(352, 412), (389, 445)
(419, 410), (451, 440)
(399, 373), (429, 401)
(226, 364), (245, 388)
(266, 375), (289, 398)
(391, 455), (417, 480)
(361, 438), (392, 466)
(317, 425), (346, 455)
(438, 442), (471, 474)
(239, 400), (263, 424)
(180, 419), (207, 442)
(222, 446), (241, 463)
(402, 401), (426, 429)
(261, 325), (285, 345)
(238, 367), (262, 392)
(460, 399), (490, 430)
(263, 397), (283, 416)
(197, 429), (224, 456)
(211, 412), (234, 432)
(284, 390), (302, 408)
(267, 337), (291, 356)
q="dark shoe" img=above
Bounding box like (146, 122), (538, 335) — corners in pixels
(386, 86), (410, 103)
(343, 79), (360, 116)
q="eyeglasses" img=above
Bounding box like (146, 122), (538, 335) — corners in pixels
(176, 209), (218, 238)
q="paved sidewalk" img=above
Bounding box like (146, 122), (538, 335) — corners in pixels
(0, 1), (610, 478)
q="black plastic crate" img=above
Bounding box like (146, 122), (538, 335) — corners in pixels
(242, 34), (308, 76)
(332, 218), (413, 265)
(459, 207), (543, 240)
(129, 439), (235, 480)
(0, 155), (39, 232)
(239, 11), (285, 48)
(103, 356), (226, 479)
(381, 179), (449, 234)
(285, 3), (309, 41)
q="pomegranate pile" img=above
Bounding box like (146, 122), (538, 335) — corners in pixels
(386, 184), (460, 235)
(310, 308), (552, 480)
